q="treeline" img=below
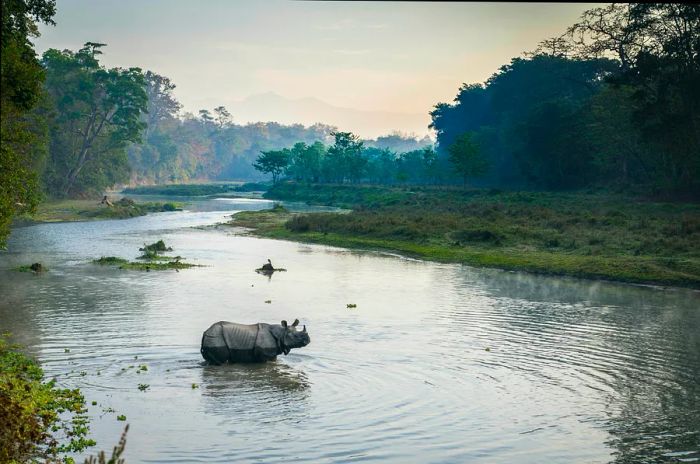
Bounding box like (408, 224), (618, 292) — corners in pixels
(431, 4), (700, 195)
(253, 132), (440, 185)
(254, 4), (700, 196)
(128, 80), (431, 185)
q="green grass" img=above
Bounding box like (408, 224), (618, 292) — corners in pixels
(234, 183), (700, 288)
(93, 255), (199, 271)
(121, 182), (270, 196)
(18, 197), (183, 223)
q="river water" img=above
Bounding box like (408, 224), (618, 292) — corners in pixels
(1, 197), (698, 463)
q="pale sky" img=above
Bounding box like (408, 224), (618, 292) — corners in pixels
(33, 1), (596, 137)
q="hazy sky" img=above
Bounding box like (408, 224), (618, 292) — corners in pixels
(33, 1), (595, 134)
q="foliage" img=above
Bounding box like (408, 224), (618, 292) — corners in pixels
(0, 0), (55, 248)
(447, 132), (488, 185)
(0, 334), (95, 463)
(41, 43), (148, 197)
(94, 240), (199, 271)
(324, 132), (366, 183)
(253, 149), (290, 184)
(429, 4), (700, 196)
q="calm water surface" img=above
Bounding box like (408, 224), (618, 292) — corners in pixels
(1, 197), (698, 463)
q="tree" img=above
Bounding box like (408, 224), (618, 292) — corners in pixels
(42, 43), (148, 197)
(448, 132), (488, 186)
(253, 149), (290, 183)
(325, 131), (365, 183)
(287, 141), (325, 182)
(0, 0), (55, 247)
(213, 106), (232, 128)
(143, 71), (181, 136)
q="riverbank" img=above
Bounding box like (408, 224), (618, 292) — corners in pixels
(230, 183), (700, 288)
(122, 182), (269, 197)
(15, 197), (183, 225)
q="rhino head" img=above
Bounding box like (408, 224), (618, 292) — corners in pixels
(277, 319), (310, 355)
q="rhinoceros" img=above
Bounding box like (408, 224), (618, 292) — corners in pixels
(201, 319), (310, 364)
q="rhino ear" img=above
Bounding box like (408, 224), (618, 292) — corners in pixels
(281, 320), (288, 328)
(292, 319), (299, 327)
(303, 325), (307, 332)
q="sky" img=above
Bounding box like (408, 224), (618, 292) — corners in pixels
(33, 1), (596, 138)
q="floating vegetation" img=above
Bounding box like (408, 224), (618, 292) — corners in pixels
(191, 383), (199, 389)
(16, 262), (47, 273)
(137, 384), (149, 392)
(91, 401), (97, 406)
(64, 348), (70, 353)
(93, 239), (201, 271)
(116, 415), (126, 421)
(264, 300), (272, 304)
(346, 303), (357, 308)
(138, 364), (147, 372)
(94, 256), (128, 265)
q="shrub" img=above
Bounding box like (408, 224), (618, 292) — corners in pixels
(0, 335), (94, 462)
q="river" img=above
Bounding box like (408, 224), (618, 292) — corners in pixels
(1, 196), (698, 463)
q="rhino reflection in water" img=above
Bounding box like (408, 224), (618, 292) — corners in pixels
(201, 319), (310, 364)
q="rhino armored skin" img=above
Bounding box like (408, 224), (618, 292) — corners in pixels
(201, 319), (310, 364)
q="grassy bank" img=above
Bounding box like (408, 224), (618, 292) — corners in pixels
(122, 182), (269, 196)
(17, 197), (183, 224)
(234, 183), (700, 288)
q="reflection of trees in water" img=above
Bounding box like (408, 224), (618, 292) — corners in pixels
(467, 266), (700, 310)
(603, 312), (700, 464)
(200, 362), (310, 424)
(440, 266), (700, 463)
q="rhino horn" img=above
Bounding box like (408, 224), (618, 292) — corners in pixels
(292, 319), (299, 327)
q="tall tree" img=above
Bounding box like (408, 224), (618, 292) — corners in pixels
(42, 43), (147, 197)
(448, 132), (489, 186)
(0, 0), (56, 247)
(325, 131), (365, 183)
(143, 71), (181, 136)
(253, 149), (290, 184)
(287, 141), (325, 182)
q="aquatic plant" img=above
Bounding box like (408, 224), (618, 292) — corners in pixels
(116, 415), (126, 421)
(93, 257), (129, 265)
(16, 262), (47, 273)
(137, 384), (149, 391)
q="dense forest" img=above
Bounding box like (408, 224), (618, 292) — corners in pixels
(430, 4), (700, 195)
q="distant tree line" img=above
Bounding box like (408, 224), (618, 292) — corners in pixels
(253, 132), (440, 185)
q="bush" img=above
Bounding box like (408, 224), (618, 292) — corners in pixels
(0, 335), (94, 462)
(452, 228), (503, 244)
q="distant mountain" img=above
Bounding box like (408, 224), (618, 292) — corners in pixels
(225, 92), (431, 139)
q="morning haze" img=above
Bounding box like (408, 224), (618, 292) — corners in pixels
(3, 2), (699, 463)
(33, 1), (595, 137)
